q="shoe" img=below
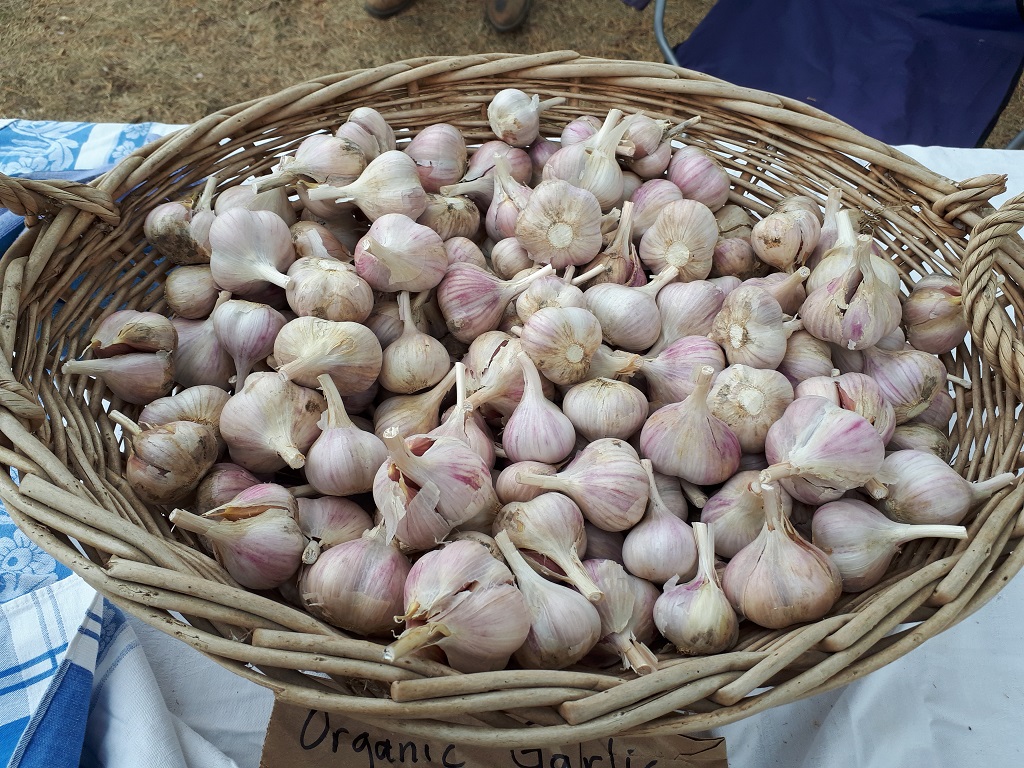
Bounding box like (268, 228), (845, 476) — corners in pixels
(484, 0), (532, 31)
(364, 0), (415, 18)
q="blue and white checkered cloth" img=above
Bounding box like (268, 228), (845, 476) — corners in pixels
(0, 120), (247, 768)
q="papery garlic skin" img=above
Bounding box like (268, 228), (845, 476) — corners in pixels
(488, 89), (565, 147)
(502, 353), (577, 465)
(654, 522), (739, 655)
(621, 460), (697, 584)
(286, 257), (374, 323)
(209, 208), (295, 294)
(638, 199), (717, 280)
(562, 378), (649, 441)
(125, 420), (220, 505)
(700, 470), (794, 558)
(582, 558), (661, 675)
(273, 316), (383, 393)
(708, 365), (794, 453)
(519, 306), (603, 386)
(354, 213), (448, 293)
(89, 310), (178, 358)
(515, 180), (604, 269)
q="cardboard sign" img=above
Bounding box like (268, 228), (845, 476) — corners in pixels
(260, 700), (728, 768)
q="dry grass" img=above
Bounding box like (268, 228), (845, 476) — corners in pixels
(0, 0), (1019, 147)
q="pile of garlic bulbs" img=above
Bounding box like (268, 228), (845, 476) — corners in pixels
(63, 90), (1020, 676)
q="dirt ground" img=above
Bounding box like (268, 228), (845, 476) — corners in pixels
(0, 0), (1021, 148)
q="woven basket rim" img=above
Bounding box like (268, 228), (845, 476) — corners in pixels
(1, 51), (1023, 747)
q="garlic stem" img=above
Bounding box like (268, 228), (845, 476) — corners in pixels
(558, 559), (604, 603)
(271, 437), (306, 469)
(679, 479), (708, 509)
(570, 264), (611, 286)
(108, 410), (142, 437)
(896, 524), (969, 542)
(948, 374), (971, 388)
(614, 636), (659, 676)
(968, 472), (1018, 503)
(316, 373), (356, 430)
(863, 477), (888, 499)
(383, 623), (451, 662)
(169, 507), (217, 537)
(759, 461), (797, 484)
(694, 521), (717, 582)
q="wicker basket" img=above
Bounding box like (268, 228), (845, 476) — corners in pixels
(2, 51), (1024, 747)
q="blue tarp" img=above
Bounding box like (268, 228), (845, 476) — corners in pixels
(668, 0), (1024, 147)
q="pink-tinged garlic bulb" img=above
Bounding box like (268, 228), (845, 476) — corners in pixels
(903, 275), (968, 354)
(515, 180), (605, 269)
(648, 280), (726, 355)
(638, 335), (727, 409)
(519, 306), (604, 386)
(515, 268), (589, 324)
(273, 316), (383, 393)
(211, 298), (287, 389)
(300, 525), (410, 635)
(170, 507), (306, 591)
(290, 220), (352, 262)
(208, 208), (295, 294)
(461, 332), (530, 417)
(543, 109), (637, 211)
(811, 499), (967, 592)
(700, 470), (794, 558)
(581, 200), (647, 287)
(404, 123), (468, 193)
(488, 89), (566, 147)
(346, 107), (396, 152)
(171, 311), (235, 390)
(335, 120), (381, 161)
(583, 266), (678, 352)
(285, 257), (374, 323)
(373, 429), (499, 553)
(417, 193), (481, 241)
(582, 559), (661, 675)
(502, 353), (577, 465)
(561, 377), (649, 441)
(304, 374), (387, 497)
(495, 461), (557, 504)
(353, 213), (447, 293)
(750, 208), (820, 271)
(800, 234), (901, 350)
(385, 580), (530, 673)
(667, 146), (731, 212)
(655, 522), (739, 655)
(252, 134), (366, 191)
(744, 266), (811, 316)
(296, 496), (372, 563)
(493, 493), (603, 601)
(379, 291), (451, 394)
(527, 135), (559, 185)
(630, 178), (684, 241)
(777, 330), (834, 387)
(486, 155), (534, 241)
(709, 285), (799, 370)
(438, 263), (554, 343)
(219, 372), (324, 473)
(165, 265), (219, 320)
(711, 237), (762, 281)
(798, 371), (896, 443)
(61, 350), (175, 406)
(194, 463), (261, 516)
(495, 531), (601, 670)
(89, 310), (177, 358)
(638, 199), (718, 280)
(514, 438), (649, 532)
(430, 363), (496, 472)
(443, 237), (487, 269)
(621, 460), (697, 584)
(877, 450), (1018, 526)
(305, 150), (427, 221)
(860, 345), (949, 424)
(201, 483), (297, 522)
(709, 365), (795, 453)
(144, 176), (217, 265)
(640, 365), (741, 485)
(490, 236), (534, 280)
(373, 363), (457, 439)
(217, 183), (298, 226)
(722, 481), (841, 629)
(440, 141), (532, 208)
(804, 187), (842, 271)
(139, 384), (231, 451)
(761, 395), (885, 504)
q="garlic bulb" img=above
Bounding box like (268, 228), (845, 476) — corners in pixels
(354, 213), (447, 293)
(654, 522), (739, 655)
(300, 525), (411, 635)
(709, 285), (797, 370)
(648, 280), (726, 355)
(582, 523), (625, 563)
(495, 461), (557, 504)
(744, 266), (811, 316)
(373, 429), (499, 553)
(708, 364), (795, 453)
(430, 363), (496, 472)
(666, 146), (731, 211)
(811, 498), (967, 592)
(638, 199), (718, 280)
(877, 450), (1017, 526)
(379, 292), (451, 394)
(385, 580), (530, 673)
(373, 363), (457, 439)
(296, 496), (373, 563)
(777, 330), (834, 387)
(170, 507), (305, 591)
(502, 353), (577, 464)
(515, 269), (589, 324)
(346, 107), (396, 152)
(218, 183), (298, 226)
(116, 415), (219, 505)
(860, 346), (948, 424)
(171, 310), (234, 390)
(304, 374), (387, 496)
(621, 460), (697, 584)
(519, 306), (603, 386)
(165, 265), (219, 319)
(285, 257), (374, 323)
(212, 298), (287, 388)
(89, 310), (177, 358)
(194, 463), (261, 516)
(543, 109), (636, 211)
(461, 331), (530, 417)
(750, 208), (820, 271)
(486, 155), (534, 242)
(700, 470), (794, 558)
(582, 559), (660, 675)
(640, 365), (741, 485)
(440, 141), (532, 207)
(887, 423), (951, 461)
(487, 89), (566, 147)
(219, 372), (324, 472)
(584, 266), (678, 352)
(711, 237), (761, 281)
(722, 481), (842, 629)
(495, 531), (601, 670)
(438, 263), (554, 343)
(253, 134), (366, 191)
(514, 438), (649, 532)
(561, 377), (649, 441)
(761, 395), (885, 504)
(490, 236), (534, 280)
(903, 275), (968, 354)
(209, 208), (295, 294)
(493, 493), (603, 601)
(290, 220), (353, 262)
(515, 179), (604, 269)
(417, 193), (481, 240)
(630, 178), (684, 241)
(201, 482), (297, 522)
(62, 351), (175, 405)
(273, 316), (383, 393)
(306, 150), (427, 221)
(139, 384), (231, 450)
(443, 236), (487, 269)
(799, 371), (896, 443)
(404, 123), (468, 193)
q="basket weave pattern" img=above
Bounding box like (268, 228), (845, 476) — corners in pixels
(1, 52), (1023, 746)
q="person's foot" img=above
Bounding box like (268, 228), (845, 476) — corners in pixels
(364, 0), (415, 18)
(484, 0), (532, 31)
